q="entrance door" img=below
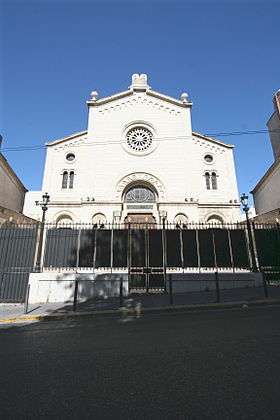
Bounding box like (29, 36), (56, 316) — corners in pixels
(124, 213), (156, 227)
(128, 227), (166, 293)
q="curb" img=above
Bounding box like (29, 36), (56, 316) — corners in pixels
(1, 298), (280, 325)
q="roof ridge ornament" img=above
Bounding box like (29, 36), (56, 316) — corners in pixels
(129, 73), (150, 91)
(180, 92), (189, 104)
(90, 90), (99, 101)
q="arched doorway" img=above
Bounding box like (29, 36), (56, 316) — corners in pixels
(123, 184), (157, 226)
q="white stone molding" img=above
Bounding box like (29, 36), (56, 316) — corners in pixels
(203, 210), (225, 223)
(116, 172), (166, 201)
(53, 210), (77, 224)
(97, 94), (181, 116)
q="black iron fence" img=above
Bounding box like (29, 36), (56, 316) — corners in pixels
(0, 221), (280, 302)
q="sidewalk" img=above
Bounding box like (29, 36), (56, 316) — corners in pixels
(1, 285), (280, 325)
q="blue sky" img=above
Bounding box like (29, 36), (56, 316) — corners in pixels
(1, 0), (279, 205)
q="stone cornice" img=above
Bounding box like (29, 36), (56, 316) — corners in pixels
(87, 88), (190, 109)
(87, 90), (133, 106)
(147, 90), (192, 108)
(192, 132), (234, 149)
(46, 131), (87, 146)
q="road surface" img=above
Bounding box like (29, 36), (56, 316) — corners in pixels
(1, 305), (280, 419)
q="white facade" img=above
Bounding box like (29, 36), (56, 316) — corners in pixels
(24, 74), (240, 224)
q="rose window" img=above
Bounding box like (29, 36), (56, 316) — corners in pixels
(126, 127), (153, 151)
(125, 186), (155, 202)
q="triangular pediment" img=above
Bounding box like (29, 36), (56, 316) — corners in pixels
(87, 74), (192, 109)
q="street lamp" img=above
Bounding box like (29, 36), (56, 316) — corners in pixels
(35, 193), (50, 271)
(35, 192), (50, 224)
(240, 193), (257, 271)
(240, 193), (249, 214)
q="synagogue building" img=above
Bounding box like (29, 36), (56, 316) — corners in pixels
(23, 74), (241, 224)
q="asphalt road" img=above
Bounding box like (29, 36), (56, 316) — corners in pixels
(1, 306), (280, 419)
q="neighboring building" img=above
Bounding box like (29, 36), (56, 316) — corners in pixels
(24, 74), (241, 224)
(267, 90), (280, 160)
(252, 90), (280, 222)
(0, 149), (32, 225)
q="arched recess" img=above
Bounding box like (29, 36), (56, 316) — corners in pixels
(92, 213), (107, 225)
(116, 172), (165, 201)
(56, 214), (74, 227)
(54, 211), (76, 226)
(174, 213), (188, 225)
(206, 214), (224, 225)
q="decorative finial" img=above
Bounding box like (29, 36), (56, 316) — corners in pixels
(180, 92), (189, 103)
(129, 73), (150, 91)
(90, 90), (99, 101)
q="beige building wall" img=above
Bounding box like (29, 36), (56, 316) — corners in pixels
(252, 90), (280, 218)
(0, 154), (27, 213)
(252, 160), (280, 215)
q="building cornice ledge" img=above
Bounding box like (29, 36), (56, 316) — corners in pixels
(147, 90), (192, 108)
(46, 130), (88, 146)
(192, 131), (234, 148)
(87, 90), (133, 106)
(86, 88), (191, 108)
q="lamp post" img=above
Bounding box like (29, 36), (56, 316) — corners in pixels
(240, 193), (257, 271)
(35, 193), (50, 272)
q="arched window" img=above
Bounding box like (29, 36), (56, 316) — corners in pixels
(207, 215), (223, 225)
(56, 215), (73, 227)
(205, 172), (211, 190)
(124, 185), (156, 203)
(92, 213), (107, 226)
(174, 214), (188, 225)
(211, 172), (217, 190)
(62, 171), (68, 189)
(69, 171), (74, 189)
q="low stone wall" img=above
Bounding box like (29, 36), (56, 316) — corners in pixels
(28, 271), (263, 304)
(168, 272), (263, 293)
(28, 272), (129, 304)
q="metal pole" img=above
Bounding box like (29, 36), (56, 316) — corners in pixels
(227, 228), (235, 272)
(212, 230), (220, 303)
(168, 273), (173, 305)
(73, 279), (79, 311)
(119, 276), (123, 307)
(246, 211), (257, 271)
(179, 227), (184, 269)
(145, 228), (149, 293)
(276, 222), (280, 269)
(261, 268), (269, 298)
(196, 228), (201, 273)
(24, 284), (30, 314)
(76, 227), (81, 273)
(215, 271), (220, 303)
(127, 223), (131, 294)
(162, 218), (167, 292)
(35, 207), (47, 272)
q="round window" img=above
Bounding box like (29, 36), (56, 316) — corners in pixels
(204, 154), (213, 163)
(66, 153), (75, 162)
(126, 127), (153, 152)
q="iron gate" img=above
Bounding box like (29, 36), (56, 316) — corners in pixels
(128, 228), (166, 293)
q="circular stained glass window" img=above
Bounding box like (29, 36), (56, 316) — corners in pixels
(66, 153), (75, 162)
(126, 127), (153, 152)
(204, 154), (213, 163)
